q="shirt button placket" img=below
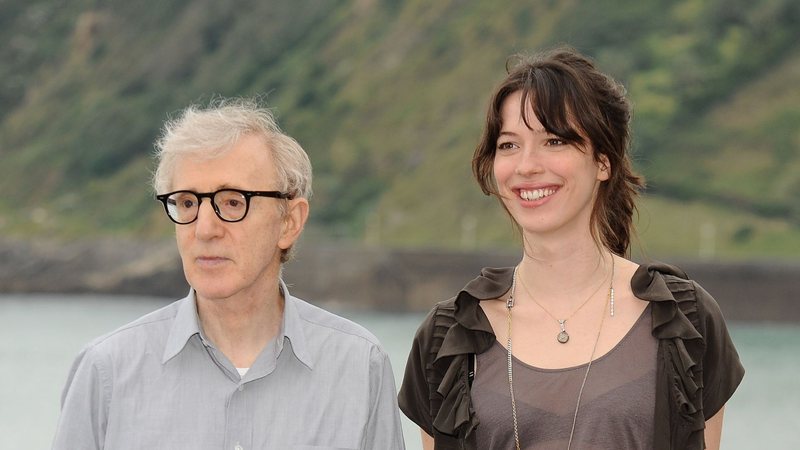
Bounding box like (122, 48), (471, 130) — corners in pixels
(226, 383), (250, 450)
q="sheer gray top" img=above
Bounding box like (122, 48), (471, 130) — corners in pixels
(473, 304), (656, 449)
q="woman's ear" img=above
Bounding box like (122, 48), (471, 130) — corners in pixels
(278, 197), (310, 251)
(597, 154), (611, 181)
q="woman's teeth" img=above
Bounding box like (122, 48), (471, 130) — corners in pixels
(520, 188), (556, 201)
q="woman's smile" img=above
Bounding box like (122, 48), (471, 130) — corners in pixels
(517, 186), (558, 202)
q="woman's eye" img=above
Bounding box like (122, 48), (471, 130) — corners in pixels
(497, 142), (518, 150)
(546, 138), (566, 146)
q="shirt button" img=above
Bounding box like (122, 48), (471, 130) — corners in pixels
(237, 385), (244, 392)
(234, 445), (243, 450)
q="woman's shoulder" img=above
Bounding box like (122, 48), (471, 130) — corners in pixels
(631, 260), (716, 301)
(631, 259), (731, 334)
(411, 267), (509, 350)
(630, 260), (704, 302)
(419, 266), (515, 322)
(631, 260), (690, 284)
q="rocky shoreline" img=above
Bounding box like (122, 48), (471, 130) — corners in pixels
(1, 237), (797, 321)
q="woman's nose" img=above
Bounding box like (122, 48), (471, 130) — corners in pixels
(514, 147), (544, 176)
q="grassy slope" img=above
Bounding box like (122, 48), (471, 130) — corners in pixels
(0, 0), (797, 260)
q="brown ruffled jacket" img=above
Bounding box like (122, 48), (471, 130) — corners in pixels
(398, 262), (744, 450)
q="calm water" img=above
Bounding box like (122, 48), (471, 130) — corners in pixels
(1, 295), (798, 449)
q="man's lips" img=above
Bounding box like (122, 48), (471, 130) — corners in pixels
(195, 256), (230, 267)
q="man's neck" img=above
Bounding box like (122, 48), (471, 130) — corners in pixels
(196, 287), (285, 369)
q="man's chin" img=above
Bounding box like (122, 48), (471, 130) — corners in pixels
(190, 281), (237, 303)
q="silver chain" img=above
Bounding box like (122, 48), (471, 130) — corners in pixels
(506, 269), (521, 450)
(506, 256), (614, 449)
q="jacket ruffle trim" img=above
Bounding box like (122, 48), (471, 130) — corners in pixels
(634, 263), (707, 448)
(428, 270), (499, 438)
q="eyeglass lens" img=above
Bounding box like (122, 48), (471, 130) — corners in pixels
(165, 190), (248, 223)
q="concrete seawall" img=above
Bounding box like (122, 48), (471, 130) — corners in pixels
(1, 238), (797, 322)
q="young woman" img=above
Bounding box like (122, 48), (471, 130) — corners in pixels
(398, 48), (744, 450)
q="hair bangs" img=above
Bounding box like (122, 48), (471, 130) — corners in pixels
(517, 69), (585, 147)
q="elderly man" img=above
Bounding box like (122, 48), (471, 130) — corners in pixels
(52, 99), (405, 449)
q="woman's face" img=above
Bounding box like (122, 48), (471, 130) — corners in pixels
(492, 91), (609, 240)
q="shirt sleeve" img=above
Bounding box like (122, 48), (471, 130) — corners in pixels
(51, 345), (112, 450)
(360, 345), (406, 450)
(695, 281), (745, 419)
(397, 306), (437, 436)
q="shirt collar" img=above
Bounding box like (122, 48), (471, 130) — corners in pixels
(162, 289), (204, 364)
(280, 280), (314, 369)
(161, 281), (315, 369)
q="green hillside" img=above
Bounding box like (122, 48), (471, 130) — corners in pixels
(1, 0), (798, 260)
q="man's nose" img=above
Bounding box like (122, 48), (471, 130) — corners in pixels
(194, 199), (224, 238)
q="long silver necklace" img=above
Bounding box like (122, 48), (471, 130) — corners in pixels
(506, 257), (614, 450)
(518, 257), (615, 344)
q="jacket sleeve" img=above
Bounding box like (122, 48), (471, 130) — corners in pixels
(694, 281), (745, 418)
(397, 306), (438, 436)
(51, 345), (112, 450)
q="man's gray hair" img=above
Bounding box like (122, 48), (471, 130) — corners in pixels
(153, 97), (313, 202)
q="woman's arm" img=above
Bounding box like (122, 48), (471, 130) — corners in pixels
(704, 406), (725, 450)
(421, 429), (434, 450)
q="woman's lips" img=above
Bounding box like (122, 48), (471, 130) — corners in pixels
(518, 187), (557, 201)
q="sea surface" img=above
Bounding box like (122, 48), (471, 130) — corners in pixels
(1, 294), (798, 449)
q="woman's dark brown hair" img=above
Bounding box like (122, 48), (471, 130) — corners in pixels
(472, 47), (644, 256)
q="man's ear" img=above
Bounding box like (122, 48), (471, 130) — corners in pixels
(278, 198), (309, 251)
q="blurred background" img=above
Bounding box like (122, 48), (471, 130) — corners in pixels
(0, 0), (798, 448)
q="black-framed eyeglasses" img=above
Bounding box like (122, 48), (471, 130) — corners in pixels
(155, 188), (293, 224)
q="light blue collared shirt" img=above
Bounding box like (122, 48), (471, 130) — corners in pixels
(53, 283), (405, 450)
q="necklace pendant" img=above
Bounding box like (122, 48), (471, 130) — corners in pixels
(557, 320), (569, 344)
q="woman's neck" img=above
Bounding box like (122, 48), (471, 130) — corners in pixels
(517, 233), (613, 309)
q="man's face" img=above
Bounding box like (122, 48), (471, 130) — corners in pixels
(170, 134), (300, 303)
